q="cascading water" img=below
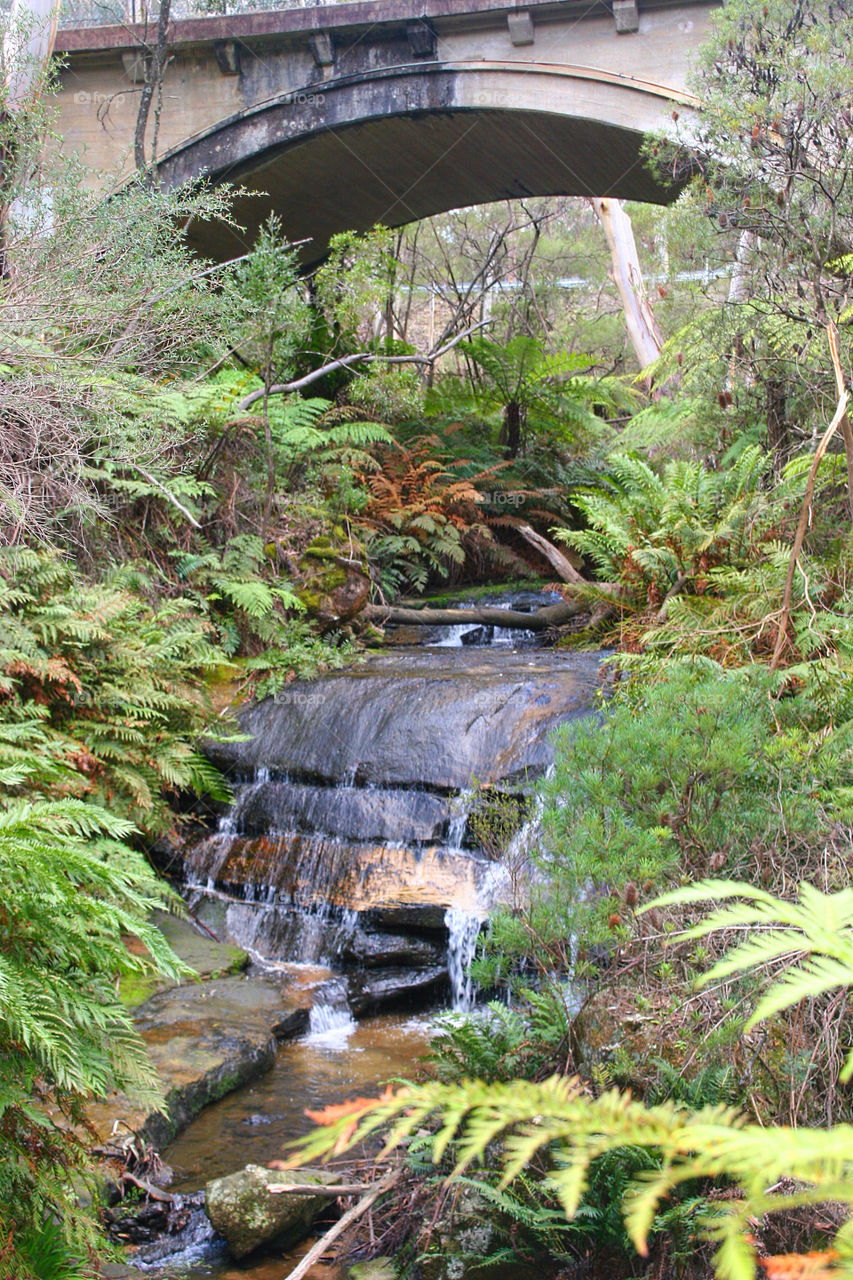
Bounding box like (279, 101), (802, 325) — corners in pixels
(425, 593), (552, 648)
(307, 975), (357, 1044)
(167, 609), (603, 1023)
(446, 787), (474, 850)
(445, 907), (483, 1012)
(127, 601), (606, 1279)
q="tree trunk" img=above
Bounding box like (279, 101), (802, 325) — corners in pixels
(766, 378), (792, 477)
(501, 398), (525, 458)
(134, 0), (171, 174)
(364, 599), (586, 631)
(5, 0), (60, 111)
(591, 197), (664, 378)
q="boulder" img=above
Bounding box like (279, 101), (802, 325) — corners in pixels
(362, 905), (448, 934)
(459, 626), (493, 645)
(341, 928), (445, 969)
(347, 965), (448, 1017)
(297, 538), (370, 631)
(418, 1185), (499, 1280)
(349, 1261), (397, 1280)
(205, 1163), (336, 1259)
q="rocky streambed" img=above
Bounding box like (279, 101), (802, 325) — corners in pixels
(102, 610), (604, 1277)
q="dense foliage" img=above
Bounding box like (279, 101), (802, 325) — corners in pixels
(0, 551), (217, 1277)
(4, 0), (853, 1274)
(288, 2), (853, 1278)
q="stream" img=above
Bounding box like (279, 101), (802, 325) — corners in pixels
(120, 593), (603, 1278)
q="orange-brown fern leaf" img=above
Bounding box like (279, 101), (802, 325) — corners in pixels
(759, 1251), (839, 1280)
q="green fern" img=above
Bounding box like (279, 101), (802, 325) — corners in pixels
(644, 879), (853, 1081)
(290, 1071), (853, 1280)
(0, 547), (230, 833)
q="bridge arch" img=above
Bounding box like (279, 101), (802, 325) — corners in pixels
(157, 60), (695, 261)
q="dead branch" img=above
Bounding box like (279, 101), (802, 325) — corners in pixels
(119, 1172), (174, 1203)
(771, 334), (850, 670)
(827, 321), (853, 524)
(279, 1169), (400, 1280)
(515, 523), (587, 585)
(655, 572), (688, 623)
(236, 323), (490, 412)
(134, 466), (202, 529)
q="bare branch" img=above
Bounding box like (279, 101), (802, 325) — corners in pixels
(235, 322), (490, 412)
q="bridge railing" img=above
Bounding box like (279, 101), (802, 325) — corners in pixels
(55, 0), (347, 26)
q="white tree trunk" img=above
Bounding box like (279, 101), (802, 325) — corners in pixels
(591, 197), (664, 377)
(5, 0), (60, 110)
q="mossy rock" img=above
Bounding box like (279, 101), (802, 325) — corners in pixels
(119, 912), (249, 1008)
(349, 1260), (397, 1280)
(571, 986), (656, 1068)
(417, 1185), (498, 1280)
(297, 547), (369, 630)
(205, 1163), (337, 1259)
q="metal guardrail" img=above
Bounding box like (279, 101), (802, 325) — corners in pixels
(56, 0), (346, 26)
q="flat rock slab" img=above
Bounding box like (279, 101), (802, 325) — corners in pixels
(342, 927), (445, 969)
(233, 780), (452, 843)
(206, 649), (603, 789)
(152, 910), (248, 981)
(88, 974), (310, 1149)
(120, 909), (248, 1008)
(183, 832), (489, 915)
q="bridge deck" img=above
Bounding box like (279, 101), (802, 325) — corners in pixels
(54, 0), (709, 48)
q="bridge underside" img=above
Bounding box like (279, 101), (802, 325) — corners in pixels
(157, 66), (680, 261)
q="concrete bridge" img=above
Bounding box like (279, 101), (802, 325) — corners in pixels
(53, 0), (714, 260)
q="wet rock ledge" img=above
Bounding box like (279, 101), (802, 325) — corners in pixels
(88, 913), (310, 1149)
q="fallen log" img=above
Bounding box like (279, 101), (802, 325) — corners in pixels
(364, 599), (586, 632)
(268, 1182), (373, 1196)
(515, 524), (587, 585)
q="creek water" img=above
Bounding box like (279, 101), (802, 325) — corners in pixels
(166, 1009), (434, 1192)
(125, 595), (603, 1278)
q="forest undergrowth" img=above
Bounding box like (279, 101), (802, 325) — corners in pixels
(3, 0), (853, 1275)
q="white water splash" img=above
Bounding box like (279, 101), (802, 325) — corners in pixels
(217, 766), (272, 836)
(307, 977), (356, 1045)
(445, 906), (482, 1012)
(446, 787), (474, 851)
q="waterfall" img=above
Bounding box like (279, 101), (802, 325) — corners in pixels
(307, 976), (356, 1044)
(446, 787), (474, 850)
(126, 1194), (222, 1271)
(445, 907), (482, 1012)
(169, 635), (602, 1011)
